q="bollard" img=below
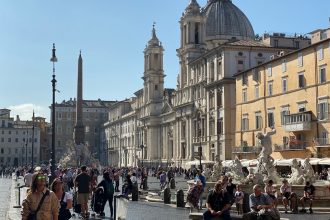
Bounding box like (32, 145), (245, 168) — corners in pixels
(13, 184), (23, 208)
(142, 177), (148, 190)
(132, 183), (139, 201)
(176, 189), (185, 208)
(170, 178), (176, 189)
(164, 187), (171, 204)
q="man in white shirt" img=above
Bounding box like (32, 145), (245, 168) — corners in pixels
(24, 169), (33, 187)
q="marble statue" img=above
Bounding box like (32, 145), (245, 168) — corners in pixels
(226, 157), (246, 183)
(245, 167), (263, 185)
(302, 158), (315, 183)
(203, 167), (212, 181)
(255, 127), (281, 183)
(289, 158), (305, 185)
(210, 155), (222, 181)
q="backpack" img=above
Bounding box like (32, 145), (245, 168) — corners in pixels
(104, 180), (114, 195)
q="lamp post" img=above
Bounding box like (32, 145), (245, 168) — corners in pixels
(50, 43), (57, 183)
(25, 129), (28, 167)
(140, 144), (144, 167)
(31, 111), (35, 170)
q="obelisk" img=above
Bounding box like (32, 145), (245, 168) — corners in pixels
(74, 51), (85, 145)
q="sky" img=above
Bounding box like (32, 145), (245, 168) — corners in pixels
(0, 0), (329, 121)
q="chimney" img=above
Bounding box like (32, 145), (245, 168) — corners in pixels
(16, 115), (20, 122)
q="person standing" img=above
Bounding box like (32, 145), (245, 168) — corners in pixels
(195, 169), (206, 209)
(24, 169), (33, 187)
(300, 181), (315, 214)
(74, 165), (91, 219)
(51, 178), (73, 220)
(21, 172), (59, 220)
(97, 171), (114, 218)
(203, 180), (231, 220)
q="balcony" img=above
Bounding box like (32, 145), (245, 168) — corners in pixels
(273, 142), (307, 151)
(232, 146), (262, 154)
(314, 138), (330, 147)
(283, 112), (312, 132)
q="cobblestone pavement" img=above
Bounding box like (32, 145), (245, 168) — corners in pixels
(0, 177), (13, 219)
(4, 174), (330, 220)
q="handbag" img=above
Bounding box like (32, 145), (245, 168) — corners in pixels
(59, 192), (72, 219)
(28, 190), (49, 220)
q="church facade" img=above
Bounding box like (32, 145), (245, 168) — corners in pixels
(102, 0), (311, 167)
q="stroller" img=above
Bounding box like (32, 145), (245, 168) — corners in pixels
(91, 187), (105, 215)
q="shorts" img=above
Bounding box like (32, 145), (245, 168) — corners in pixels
(77, 193), (89, 204)
(283, 192), (291, 199)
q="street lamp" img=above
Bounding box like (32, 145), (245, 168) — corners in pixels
(140, 144), (144, 167)
(50, 43), (57, 183)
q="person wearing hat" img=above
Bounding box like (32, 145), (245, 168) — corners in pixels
(21, 172), (59, 220)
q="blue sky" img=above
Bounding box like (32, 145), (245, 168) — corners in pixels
(0, 0), (329, 121)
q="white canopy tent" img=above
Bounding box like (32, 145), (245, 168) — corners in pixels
(184, 160), (215, 169)
(318, 158), (330, 165)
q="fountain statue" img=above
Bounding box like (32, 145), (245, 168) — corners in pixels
(227, 156), (245, 183)
(289, 158), (305, 185)
(255, 127), (281, 183)
(245, 167), (263, 185)
(202, 167), (212, 180)
(302, 158), (315, 184)
(210, 155), (222, 181)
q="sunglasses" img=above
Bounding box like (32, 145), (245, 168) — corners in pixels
(37, 176), (46, 180)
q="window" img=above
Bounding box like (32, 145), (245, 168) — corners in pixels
(0, 138), (3, 143)
(267, 112), (274, 127)
(282, 59), (287, 73)
(274, 39), (279, 47)
(282, 77), (288, 93)
(238, 60), (244, 65)
(267, 64), (272, 77)
(255, 113), (262, 130)
(281, 109), (290, 125)
(242, 115), (249, 131)
(317, 45), (324, 61)
(8, 138), (11, 142)
(155, 85), (158, 90)
(252, 69), (259, 81)
(319, 66), (326, 83)
(298, 73), (305, 88)
(242, 73), (247, 85)
(318, 101), (329, 120)
(242, 89), (247, 102)
(254, 85), (259, 99)
(217, 118), (224, 135)
(295, 41), (300, 49)
(15, 138), (18, 143)
(268, 81), (273, 96)
(298, 52), (303, 67)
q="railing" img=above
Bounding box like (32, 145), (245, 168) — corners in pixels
(274, 143), (307, 151)
(283, 112), (312, 131)
(232, 146), (262, 154)
(314, 138), (330, 146)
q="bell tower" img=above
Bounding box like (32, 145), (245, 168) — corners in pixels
(177, 0), (206, 89)
(143, 23), (165, 116)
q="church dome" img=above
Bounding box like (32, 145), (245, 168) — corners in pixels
(204, 0), (255, 41)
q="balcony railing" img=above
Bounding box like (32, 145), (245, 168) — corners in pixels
(314, 138), (330, 147)
(273, 143), (307, 151)
(283, 112), (312, 132)
(232, 146), (262, 154)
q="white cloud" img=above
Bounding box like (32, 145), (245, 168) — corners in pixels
(8, 104), (49, 121)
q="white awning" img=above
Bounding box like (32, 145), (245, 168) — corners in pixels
(318, 158), (330, 165)
(275, 158), (304, 166)
(184, 160), (215, 168)
(222, 160), (233, 167)
(308, 158), (322, 165)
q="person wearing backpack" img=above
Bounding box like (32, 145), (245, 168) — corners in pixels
(97, 171), (114, 218)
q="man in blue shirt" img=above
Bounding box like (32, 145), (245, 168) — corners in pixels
(243, 184), (275, 220)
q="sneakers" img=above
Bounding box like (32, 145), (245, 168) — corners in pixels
(309, 208), (313, 214)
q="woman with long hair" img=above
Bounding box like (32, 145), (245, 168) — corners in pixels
(51, 178), (73, 220)
(21, 172), (59, 220)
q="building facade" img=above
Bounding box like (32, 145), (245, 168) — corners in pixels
(0, 109), (41, 167)
(102, 0), (312, 167)
(235, 38), (330, 159)
(52, 99), (114, 162)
